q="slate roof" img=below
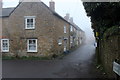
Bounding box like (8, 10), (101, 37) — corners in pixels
(0, 7), (15, 17)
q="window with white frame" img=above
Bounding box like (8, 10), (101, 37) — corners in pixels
(70, 25), (73, 32)
(58, 38), (62, 45)
(25, 16), (36, 29)
(1, 39), (9, 52)
(64, 26), (67, 33)
(27, 39), (37, 52)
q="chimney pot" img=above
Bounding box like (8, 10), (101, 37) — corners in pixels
(64, 13), (70, 21)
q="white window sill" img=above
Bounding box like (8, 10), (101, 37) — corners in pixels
(58, 43), (62, 45)
(2, 51), (9, 52)
(25, 28), (35, 30)
(27, 50), (37, 53)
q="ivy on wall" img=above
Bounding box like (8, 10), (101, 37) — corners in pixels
(83, 2), (120, 38)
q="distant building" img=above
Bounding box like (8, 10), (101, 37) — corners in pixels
(0, 0), (85, 58)
(64, 13), (85, 48)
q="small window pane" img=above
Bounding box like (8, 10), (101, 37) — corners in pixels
(30, 19), (33, 22)
(27, 19), (30, 22)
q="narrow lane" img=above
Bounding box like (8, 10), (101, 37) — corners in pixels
(55, 42), (101, 78)
(2, 42), (105, 78)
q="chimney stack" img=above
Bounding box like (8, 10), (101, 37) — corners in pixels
(69, 17), (73, 23)
(0, 0), (2, 8)
(64, 13), (70, 21)
(49, 0), (55, 11)
(19, 0), (22, 3)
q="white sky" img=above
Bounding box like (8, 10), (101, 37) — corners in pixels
(3, 0), (95, 42)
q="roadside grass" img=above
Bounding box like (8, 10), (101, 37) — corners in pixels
(2, 56), (16, 60)
(19, 56), (51, 60)
(2, 53), (67, 60)
(2, 56), (51, 60)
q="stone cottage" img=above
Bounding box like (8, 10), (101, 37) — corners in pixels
(64, 13), (85, 48)
(0, 0), (85, 58)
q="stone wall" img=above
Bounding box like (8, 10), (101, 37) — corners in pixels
(2, 2), (84, 58)
(53, 15), (70, 55)
(100, 26), (120, 77)
(2, 2), (69, 57)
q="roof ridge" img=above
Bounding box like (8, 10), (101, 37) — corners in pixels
(3, 7), (15, 9)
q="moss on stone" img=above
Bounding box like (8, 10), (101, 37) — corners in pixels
(103, 26), (119, 40)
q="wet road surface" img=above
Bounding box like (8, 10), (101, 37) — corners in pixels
(2, 43), (106, 78)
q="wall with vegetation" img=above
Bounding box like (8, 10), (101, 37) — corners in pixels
(83, 2), (120, 77)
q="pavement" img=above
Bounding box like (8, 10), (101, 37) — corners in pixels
(2, 42), (107, 78)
